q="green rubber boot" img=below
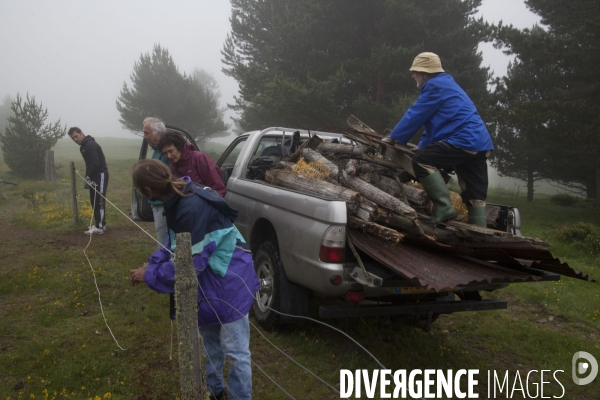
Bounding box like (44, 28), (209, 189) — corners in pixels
(467, 202), (487, 227)
(419, 171), (457, 222)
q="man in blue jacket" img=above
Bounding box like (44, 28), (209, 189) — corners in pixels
(383, 52), (494, 226)
(129, 159), (259, 400)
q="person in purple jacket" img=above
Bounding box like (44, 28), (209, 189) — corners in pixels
(129, 159), (259, 400)
(156, 131), (227, 197)
(382, 52), (494, 227)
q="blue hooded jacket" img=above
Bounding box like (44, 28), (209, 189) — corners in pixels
(389, 73), (494, 152)
(143, 180), (259, 326)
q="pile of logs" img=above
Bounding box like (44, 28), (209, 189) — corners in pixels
(261, 116), (549, 248)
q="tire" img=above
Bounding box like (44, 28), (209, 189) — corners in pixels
(253, 240), (309, 331)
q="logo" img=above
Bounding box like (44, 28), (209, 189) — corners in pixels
(572, 351), (598, 386)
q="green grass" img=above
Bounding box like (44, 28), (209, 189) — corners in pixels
(0, 139), (599, 399)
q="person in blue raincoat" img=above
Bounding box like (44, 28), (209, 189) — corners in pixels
(129, 159), (259, 400)
(382, 52), (494, 227)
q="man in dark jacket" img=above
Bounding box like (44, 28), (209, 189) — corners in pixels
(382, 52), (494, 226)
(68, 127), (109, 235)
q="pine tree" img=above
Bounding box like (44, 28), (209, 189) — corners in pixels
(116, 45), (228, 142)
(0, 93), (66, 179)
(493, 0), (600, 201)
(491, 29), (560, 202)
(222, 0), (491, 133)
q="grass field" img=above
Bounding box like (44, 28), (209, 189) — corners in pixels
(0, 138), (599, 399)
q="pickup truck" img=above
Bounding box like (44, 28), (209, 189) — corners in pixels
(132, 126), (559, 331)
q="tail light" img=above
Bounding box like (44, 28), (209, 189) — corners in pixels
(345, 291), (364, 302)
(319, 225), (345, 263)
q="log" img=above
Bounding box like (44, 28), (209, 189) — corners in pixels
(373, 176), (429, 206)
(342, 131), (380, 148)
(316, 142), (370, 157)
(264, 169), (361, 213)
(354, 201), (378, 222)
(337, 153), (405, 172)
(342, 175), (416, 217)
(348, 216), (404, 244)
(346, 115), (384, 138)
(289, 134), (322, 163)
(345, 159), (360, 176)
(382, 146), (416, 178)
(0, 179), (19, 186)
(301, 148), (340, 176)
(302, 148), (416, 217)
(375, 209), (457, 244)
(278, 161), (297, 171)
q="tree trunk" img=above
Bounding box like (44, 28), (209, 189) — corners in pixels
(316, 142), (370, 156)
(373, 176), (429, 206)
(382, 146), (416, 178)
(348, 216), (404, 243)
(595, 165), (600, 207)
(527, 160), (534, 202)
(264, 169), (361, 213)
(302, 148), (416, 217)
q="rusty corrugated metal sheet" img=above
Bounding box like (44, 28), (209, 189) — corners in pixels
(348, 229), (543, 292)
(454, 241), (595, 282)
(403, 235), (594, 283)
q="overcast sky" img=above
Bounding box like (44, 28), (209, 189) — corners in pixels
(0, 0), (540, 140)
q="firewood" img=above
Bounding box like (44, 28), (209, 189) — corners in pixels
(302, 148), (416, 217)
(381, 146), (416, 178)
(346, 115), (384, 138)
(316, 142), (370, 156)
(289, 134), (322, 162)
(354, 201), (378, 222)
(348, 216), (404, 244)
(264, 169), (361, 213)
(373, 176), (429, 206)
(374, 209), (458, 244)
(345, 159), (360, 176)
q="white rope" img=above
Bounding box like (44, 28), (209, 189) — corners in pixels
(194, 282), (295, 400)
(75, 170), (173, 255)
(204, 295), (342, 397)
(74, 169), (386, 397)
(229, 271), (387, 369)
(82, 180), (127, 351)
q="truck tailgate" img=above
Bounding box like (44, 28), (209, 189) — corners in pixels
(347, 229), (585, 291)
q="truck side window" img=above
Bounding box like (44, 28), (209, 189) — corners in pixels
(252, 137), (281, 162)
(219, 138), (247, 185)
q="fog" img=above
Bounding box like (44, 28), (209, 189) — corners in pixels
(0, 0), (539, 138)
(1, 0), (555, 193)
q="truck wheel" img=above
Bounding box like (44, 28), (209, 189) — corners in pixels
(253, 240), (284, 330)
(253, 240), (310, 331)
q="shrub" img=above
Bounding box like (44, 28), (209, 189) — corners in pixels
(555, 222), (600, 254)
(550, 193), (579, 207)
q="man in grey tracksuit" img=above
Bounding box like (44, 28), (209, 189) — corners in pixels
(68, 127), (109, 235)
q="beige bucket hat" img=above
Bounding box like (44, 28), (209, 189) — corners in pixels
(409, 52), (444, 73)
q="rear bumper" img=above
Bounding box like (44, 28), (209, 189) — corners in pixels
(319, 298), (507, 319)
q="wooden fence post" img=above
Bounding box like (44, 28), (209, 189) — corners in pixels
(45, 150), (56, 183)
(70, 162), (78, 223)
(174, 232), (205, 399)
